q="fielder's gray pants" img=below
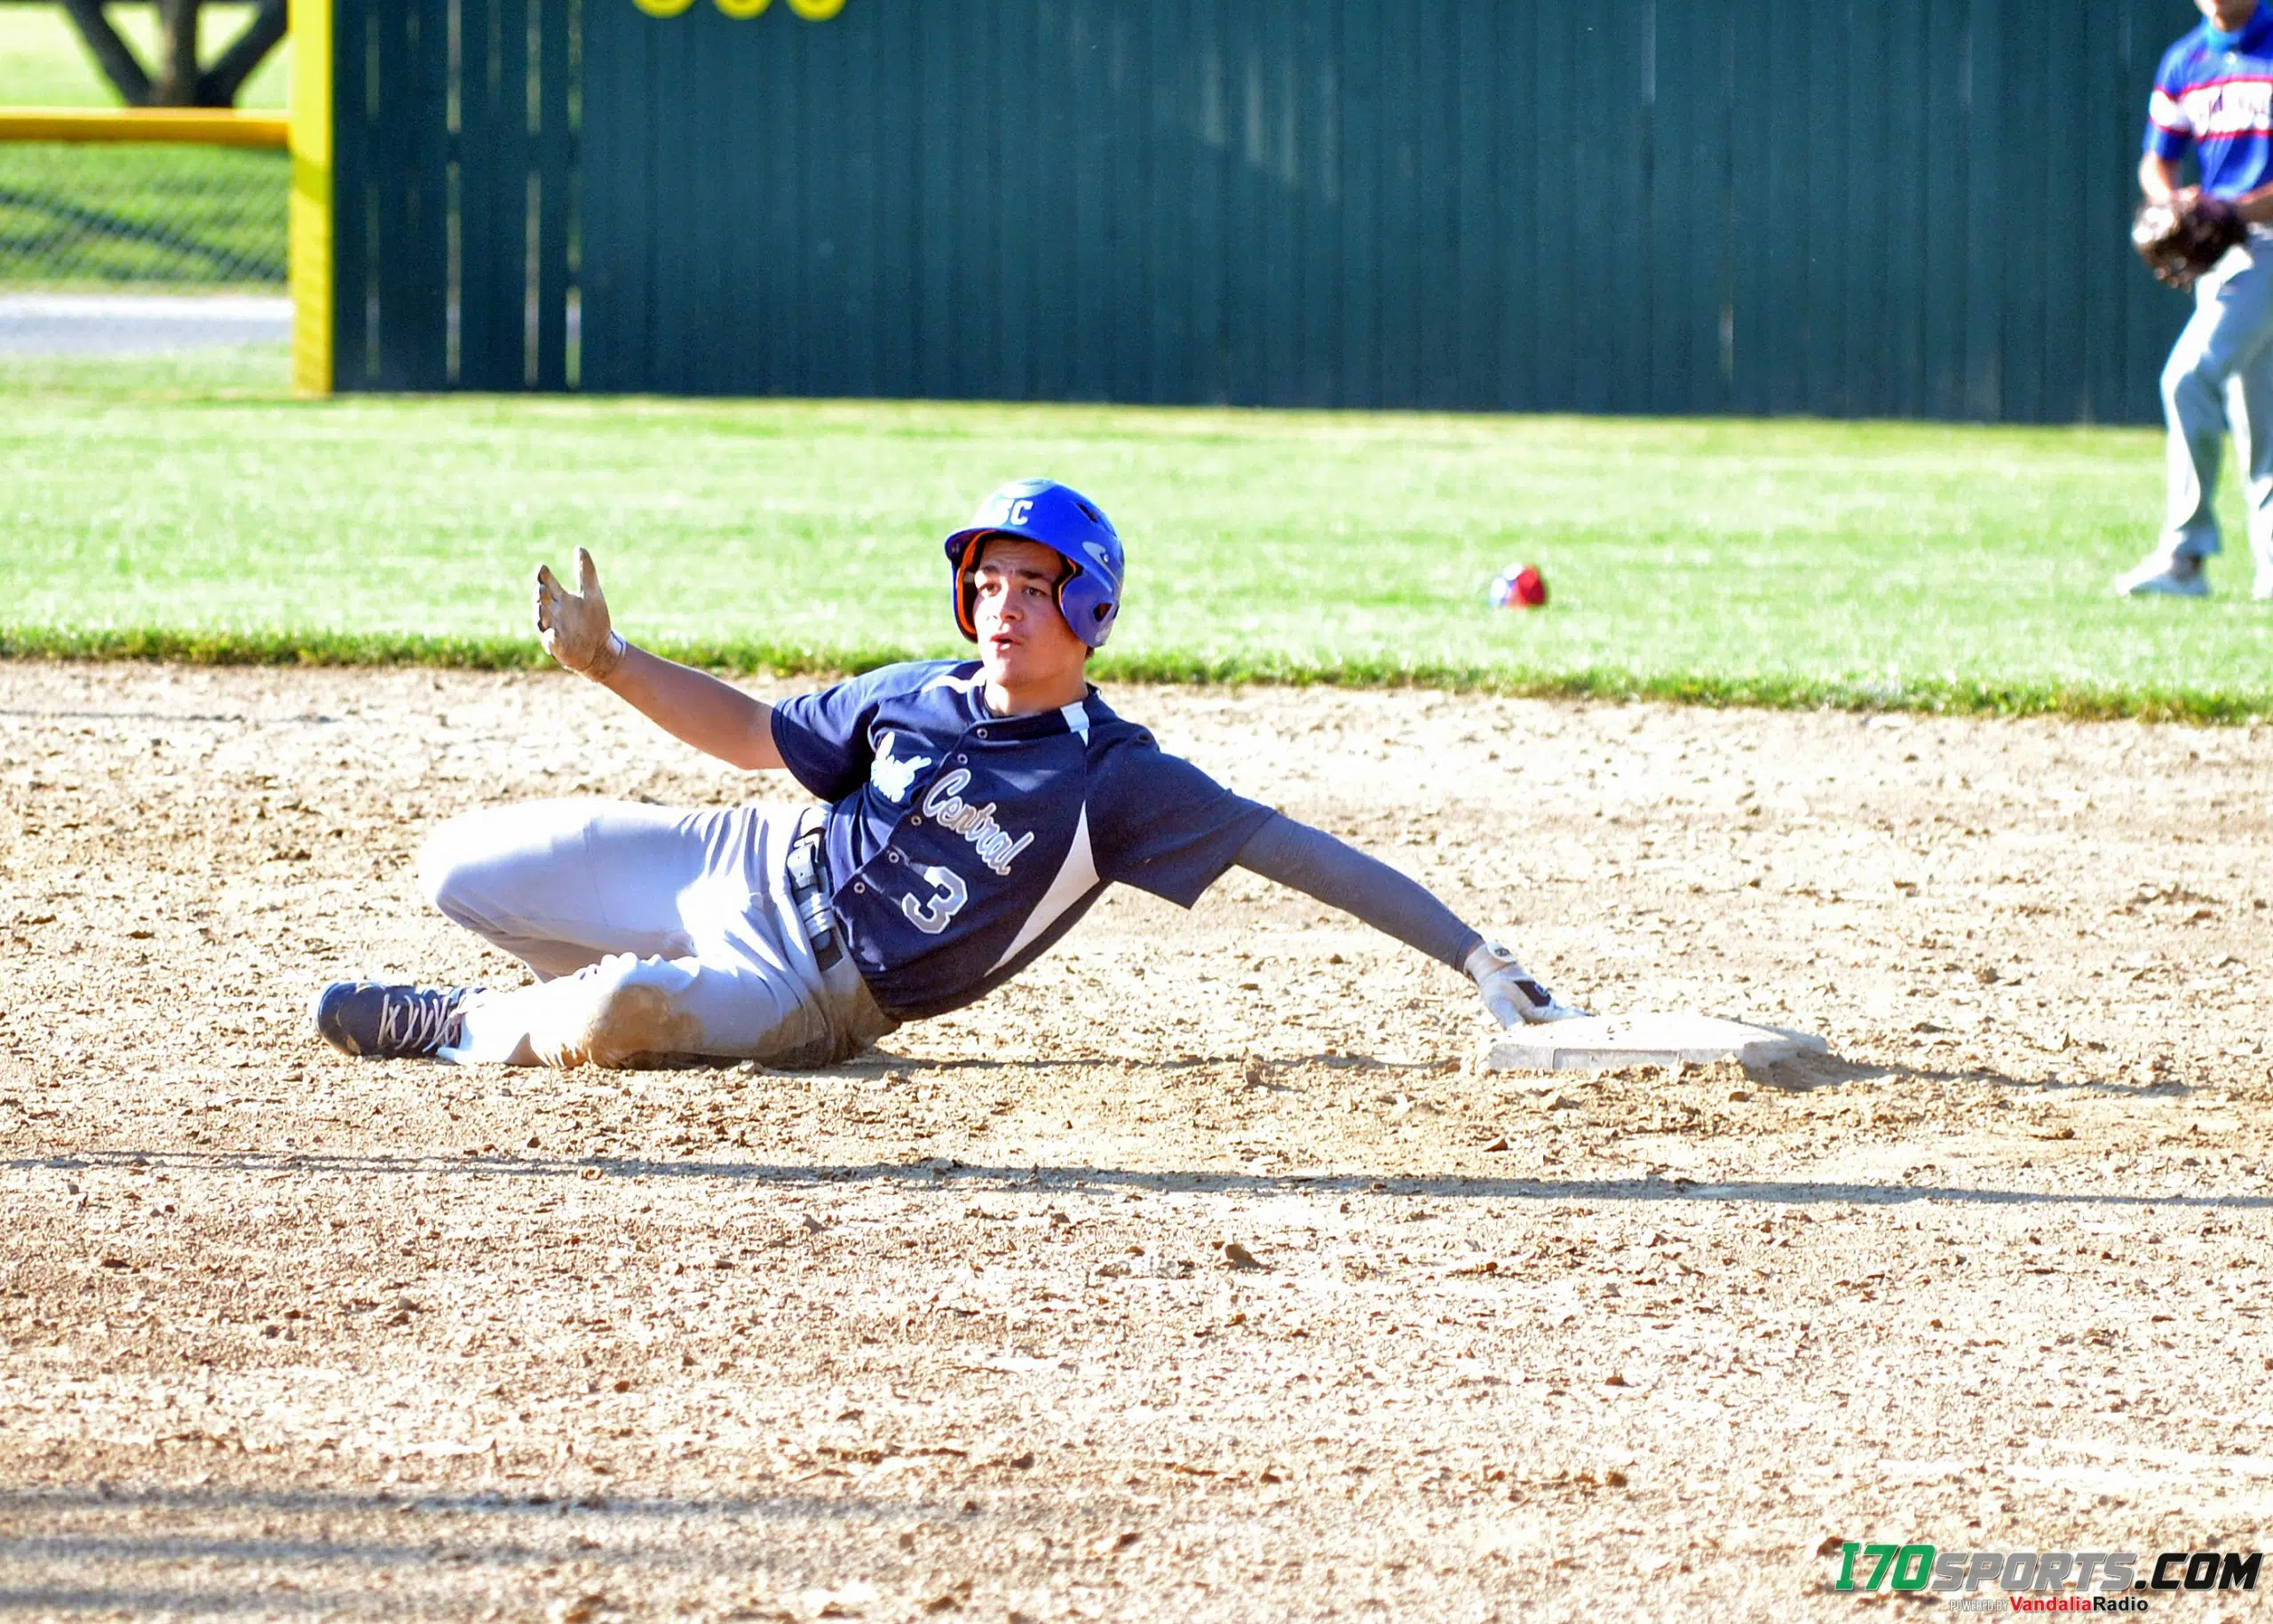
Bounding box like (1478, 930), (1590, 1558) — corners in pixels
(416, 799), (897, 1069)
(2162, 228), (2273, 574)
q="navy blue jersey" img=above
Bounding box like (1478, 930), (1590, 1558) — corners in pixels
(2148, 8), (2273, 198)
(770, 661), (1274, 1019)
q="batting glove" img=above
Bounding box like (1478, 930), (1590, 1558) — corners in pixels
(1464, 940), (1588, 1027)
(535, 546), (627, 681)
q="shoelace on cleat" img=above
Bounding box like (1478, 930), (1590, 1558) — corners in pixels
(375, 989), (462, 1054)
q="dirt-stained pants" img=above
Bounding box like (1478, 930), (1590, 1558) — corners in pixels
(416, 799), (897, 1069)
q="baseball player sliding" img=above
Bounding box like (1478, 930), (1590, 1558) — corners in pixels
(313, 479), (1582, 1069)
(2120, 0), (2273, 599)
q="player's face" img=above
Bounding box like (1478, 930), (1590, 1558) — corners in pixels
(971, 537), (1089, 693)
(2198, 0), (2257, 30)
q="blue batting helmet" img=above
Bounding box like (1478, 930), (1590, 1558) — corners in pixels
(943, 479), (1125, 650)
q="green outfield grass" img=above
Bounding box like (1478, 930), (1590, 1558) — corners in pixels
(4, 351), (2269, 722)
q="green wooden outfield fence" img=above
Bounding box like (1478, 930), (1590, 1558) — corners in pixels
(310, 0), (2196, 421)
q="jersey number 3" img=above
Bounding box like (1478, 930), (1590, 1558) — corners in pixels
(901, 864), (969, 935)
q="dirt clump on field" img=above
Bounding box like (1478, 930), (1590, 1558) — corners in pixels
(3, 662), (2270, 1621)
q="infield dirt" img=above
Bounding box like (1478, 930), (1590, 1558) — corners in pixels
(3, 663), (2269, 1621)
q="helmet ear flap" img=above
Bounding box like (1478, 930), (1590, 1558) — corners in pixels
(951, 534), (988, 641)
(1049, 551), (1083, 626)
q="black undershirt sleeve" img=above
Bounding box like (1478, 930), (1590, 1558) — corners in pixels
(1232, 812), (1484, 972)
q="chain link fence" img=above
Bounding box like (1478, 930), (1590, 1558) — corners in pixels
(0, 138), (285, 288)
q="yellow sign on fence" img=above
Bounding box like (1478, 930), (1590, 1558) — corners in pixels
(630, 0), (845, 20)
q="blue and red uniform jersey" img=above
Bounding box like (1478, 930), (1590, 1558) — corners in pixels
(770, 660), (1274, 1020)
(2147, 6), (2273, 199)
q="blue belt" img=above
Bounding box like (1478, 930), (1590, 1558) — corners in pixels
(784, 823), (843, 972)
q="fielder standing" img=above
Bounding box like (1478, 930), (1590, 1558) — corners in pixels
(313, 479), (1583, 1069)
(2122, 0), (2273, 598)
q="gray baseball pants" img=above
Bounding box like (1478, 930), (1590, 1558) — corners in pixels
(2161, 227), (2273, 579)
(416, 799), (897, 1069)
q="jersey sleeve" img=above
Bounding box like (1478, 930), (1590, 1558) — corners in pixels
(768, 670), (889, 803)
(1091, 741), (1277, 907)
(1232, 812), (1480, 970)
(2145, 45), (2197, 160)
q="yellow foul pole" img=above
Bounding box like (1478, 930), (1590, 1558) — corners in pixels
(288, 0), (331, 396)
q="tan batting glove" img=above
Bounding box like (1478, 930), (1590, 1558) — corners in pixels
(535, 546), (627, 681)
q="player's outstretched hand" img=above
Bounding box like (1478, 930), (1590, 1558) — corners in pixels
(1464, 940), (1588, 1026)
(535, 546), (627, 680)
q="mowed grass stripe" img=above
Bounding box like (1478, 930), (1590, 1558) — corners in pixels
(2, 623), (2260, 725)
(6, 352), (2271, 722)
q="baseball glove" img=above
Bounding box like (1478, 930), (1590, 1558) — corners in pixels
(2134, 194), (2246, 289)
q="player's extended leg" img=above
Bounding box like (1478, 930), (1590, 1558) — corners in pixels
(2126, 239), (2273, 596)
(2141, 283), (2232, 591)
(2226, 328), (2273, 603)
(443, 943), (867, 1070)
(417, 797), (741, 978)
(317, 800), (895, 1068)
